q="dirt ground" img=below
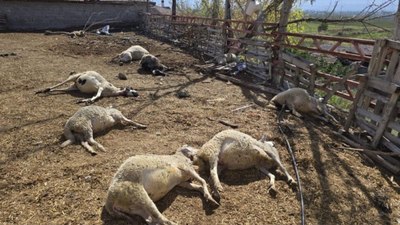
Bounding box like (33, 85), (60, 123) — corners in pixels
(0, 31), (399, 225)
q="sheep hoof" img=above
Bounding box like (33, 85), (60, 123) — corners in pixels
(207, 195), (220, 207)
(288, 179), (298, 191)
(77, 99), (93, 105)
(267, 185), (277, 197)
(211, 190), (221, 204)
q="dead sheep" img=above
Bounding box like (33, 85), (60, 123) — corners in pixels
(35, 71), (139, 104)
(104, 148), (218, 225)
(139, 53), (168, 72)
(181, 129), (296, 201)
(114, 45), (150, 63)
(271, 87), (338, 123)
(61, 105), (146, 155)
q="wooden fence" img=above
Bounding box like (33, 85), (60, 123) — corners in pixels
(144, 14), (400, 174)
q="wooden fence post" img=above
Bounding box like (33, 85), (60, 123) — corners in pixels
(344, 75), (368, 131)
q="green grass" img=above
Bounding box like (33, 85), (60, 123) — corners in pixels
(303, 20), (394, 39)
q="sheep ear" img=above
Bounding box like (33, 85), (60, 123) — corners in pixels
(178, 145), (198, 158)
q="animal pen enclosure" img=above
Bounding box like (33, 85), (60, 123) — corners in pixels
(145, 13), (400, 174)
(1, 28), (400, 225)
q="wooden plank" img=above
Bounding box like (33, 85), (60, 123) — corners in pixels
(356, 108), (382, 123)
(355, 117), (377, 138)
(363, 90), (389, 103)
(370, 40), (388, 77)
(372, 91), (400, 147)
(335, 132), (400, 174)
(383, 131), (400, 147)
(387, 39), (400, 51)
(387, 120), (400, 132)
(281, 52), (312, 71)
(386, 49), (399, 82)
(244, 50), (271, 58)
(246, 64), (268, 70)
(368, 77), (400, 94)
(345, 75), (368, 131)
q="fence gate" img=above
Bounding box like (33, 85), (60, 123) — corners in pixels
(345, 39), (400, 174)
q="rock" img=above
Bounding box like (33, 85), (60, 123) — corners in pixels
(117, 73), (127, 80)
(176, 89), (190, 98)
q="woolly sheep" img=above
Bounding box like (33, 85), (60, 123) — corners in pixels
(115, 45), (150, 63)
(182, 129), (296, 201)
(139, 53), (167, 72)
(104, 148), (218, 225)
(35, 71), (139, 104)
(271, 87), (338, 123)
(61, 105), (146, 155)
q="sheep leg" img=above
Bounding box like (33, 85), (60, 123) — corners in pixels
(107, 182), (175, 225)
(253, 145), (296, 186)
(77, 87), (104, 104)
(178, 181), (205, 194)
(286, 103), (302, 117)
(133, 187), (175, 225)
(275, 160), (296, 186)
(36, 74), (80, 93)
(120, 116), (147, 129)
(47, 84), (79, 93)
(180, 166), (219, 205)
(81, 141), (97, 155)
(206, 156), (223, 202)
(88, 137), (106, 152)
(61, 128), (75, 147)
(257, 166), (276, 193)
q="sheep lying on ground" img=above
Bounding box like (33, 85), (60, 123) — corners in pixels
(271, 87), (338, 123)
(181, 129), (296, 201)
(105, 148), (218, 225)
(139, 53), (168, 73)
(35, 71), (139, 104)
(62, 105), (146, 155)
(114, 45), (150, 63)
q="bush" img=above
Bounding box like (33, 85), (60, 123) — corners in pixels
(318, 22), (328, 32)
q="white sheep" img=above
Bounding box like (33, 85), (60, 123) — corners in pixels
(104, 148), (218, 225)
(139, 53), (168, 72)
(114, 45), (150, 63)
(271, 87), (338, 123)
(181, 129), (296, 201)
(35, 71), (139, 104)
(61, 105), (146, 155)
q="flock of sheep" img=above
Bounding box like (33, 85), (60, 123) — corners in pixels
(34, 44), (337, 224)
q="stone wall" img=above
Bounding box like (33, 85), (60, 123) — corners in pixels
(0, 1), (149, 31)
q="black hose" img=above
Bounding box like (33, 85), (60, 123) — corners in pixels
(277, 106), (305, 225)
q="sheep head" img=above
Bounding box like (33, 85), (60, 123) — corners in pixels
(121, 87), (139, 97)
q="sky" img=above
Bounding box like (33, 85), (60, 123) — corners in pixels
(299, 0), (397, 12)
(154, 0), (398, 12)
